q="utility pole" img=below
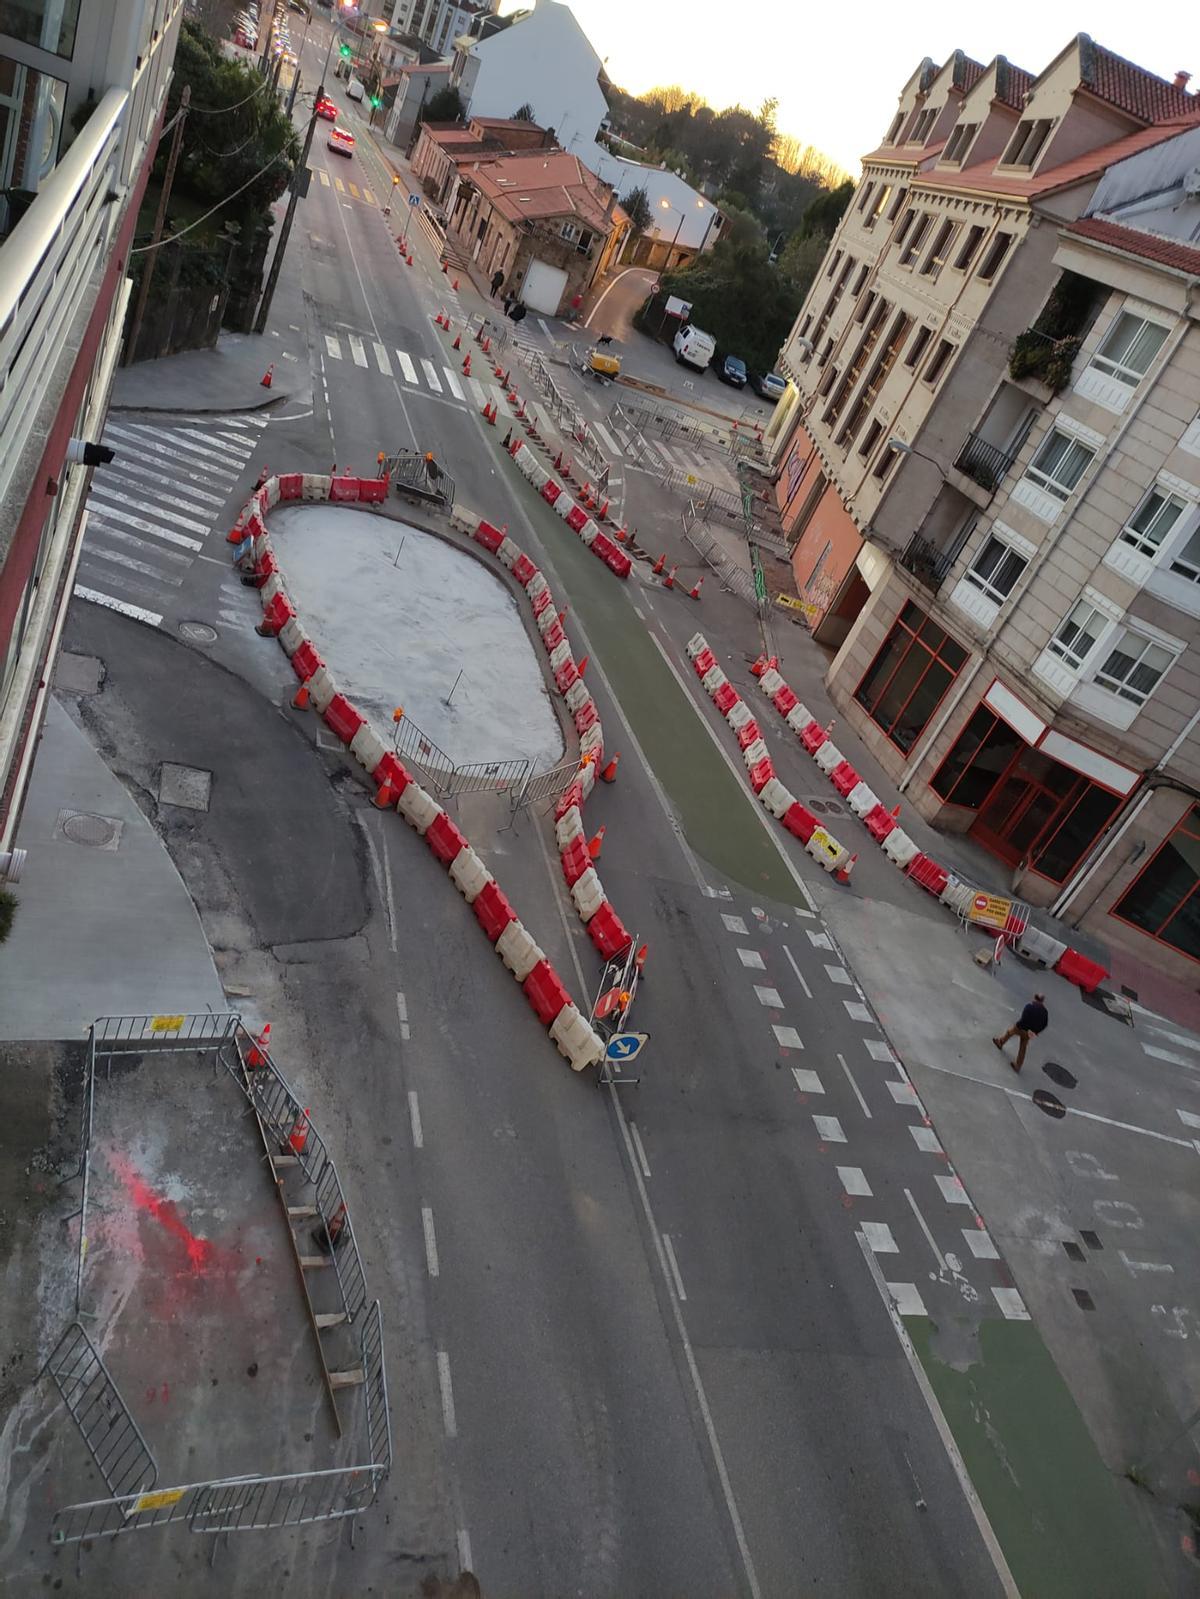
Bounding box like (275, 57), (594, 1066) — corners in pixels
(123, 84), (190, 366)
(286, 65), (302, 117)
(254, 88), (321, 334)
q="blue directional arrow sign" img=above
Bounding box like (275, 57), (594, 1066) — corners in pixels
(605, 1031), (648, 1063)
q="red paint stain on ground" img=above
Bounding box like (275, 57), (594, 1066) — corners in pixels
(107, 1151), (215, 1273)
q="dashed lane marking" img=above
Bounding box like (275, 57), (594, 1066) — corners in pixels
(861, 1221), (899, 1254)
(837, 1166), (872, 1196)
(791, 1068), (824, 1095)
(813, 1114), (846, 1144)
(773, 1024), (803, 1050)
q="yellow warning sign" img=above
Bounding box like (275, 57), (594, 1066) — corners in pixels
(150, 1015), (185, 1033)
(808, 826), (842, 864)
(132, 1487), (185, 1514)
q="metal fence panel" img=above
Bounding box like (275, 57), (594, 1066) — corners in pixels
(42, 1322), (158, 1500)
(189, 1466), (383, 1533)
(359, 1301), (392, 1475)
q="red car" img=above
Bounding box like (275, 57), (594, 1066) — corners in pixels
(316, 96), (337, 121)
(328, 126), (355, 156)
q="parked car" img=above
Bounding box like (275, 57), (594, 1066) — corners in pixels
(346, 77), (365, 102)
(749, 370), (787, 402)
(233, 25), (255, 46)
(328, 126), (355, 156)
(673, 323), (716, 372)
(717, 353), (747, 388)
(316, 96), (338, 120)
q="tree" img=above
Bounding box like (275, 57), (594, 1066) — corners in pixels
(512, 102), (536, 122)
(796, 178), (855, 239)
(777, 230), (828, 301)
(424, 85), (465, 123)
(636, 237), (801, 373)
(622, 184), (651, 233)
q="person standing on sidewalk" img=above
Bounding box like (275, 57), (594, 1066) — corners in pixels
(994, 993), (1048, 1073)
(490, 268), (505, 298)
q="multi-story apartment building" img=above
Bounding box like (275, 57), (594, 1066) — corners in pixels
(766, 37), (1200, 978)
(0, 0), (181, 853)
(385, 0), (495, 60)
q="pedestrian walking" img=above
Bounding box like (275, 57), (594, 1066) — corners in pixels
(490, 269), (505, 298)
(993, 993), (1048, 1072)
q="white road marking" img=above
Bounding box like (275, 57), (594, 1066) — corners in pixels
(324, 334), (342, 359)
(629, 1121), (651, 1177)
(864, 1039), (897, 1063)
(813, 1114), (846, 1143)
(87, 525), (193, 567)
(348, 335), (368, 367)
(721, 914), (749, 935)
(862, 1221), (899, 1254)
(89, 513), (202, 555)
(96, 454), (226, 507)
(838, 1165), (872, 1196)
(373, 341), (392, 375)
(115, 425), (242, 478)
(806, 929), (833, 951)
(408, 1090), (423, 1149)
(468, 375), (487, 407)
(844, 1000), (872, 1022)
(379, 826), (398, 953)
(445, 368), (469, 401)
(74, 586), (162, 626)
(781, 943), (813, 999)
(395, 990), (409, 1041)
(904, 1187), (947, 1269)
(1118, 1251), (1174, 1276)
(792, 1067), (824, 1095)
(753, 985), (783, 1008)
(887, 1282), (928, 1317)
(662, 1233), (688, 1301)
(737, 947), (765, 970)
(437, 1350), (458, 1437)
(992, 1287), (1031, 1320)
(1177, 1108), (1200, 1129)
(824, 964), (851, 985)
(837, 1052), (872, 1118)
(457, 1529), (473, 1575)
(396, 349), (418, 383)
(591, 419), (621, 455)
(773, 1023), (803, 1050)
(422, 1206), (440, 1277)
(910, 1126), (943, 1154)
(175, 425), (254, 461)
(85, 545), (184, 584)
(1143, 1044), (1196, 1068)
(90, 485), (212, 537)
(963, 1227), (999, 1260)
(934, 1173), (971, 1206)
(421, 359), (443, 392)
(1146, 1027), (1200, 1054)
(888, 1080), (921, 1108)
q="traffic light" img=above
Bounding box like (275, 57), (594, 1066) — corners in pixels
(370, 94), (382, 109)
(338, 41), (351, 57)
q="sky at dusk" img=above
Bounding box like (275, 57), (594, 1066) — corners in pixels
(531, 0), (1186, 176)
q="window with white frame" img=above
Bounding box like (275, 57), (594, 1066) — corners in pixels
(963, 536), (1027, 604)
(1047, 599), (1106, 669)
(1093, 626), (1177, 704)
(1169, 524), (1200, 584)
(1022, 427), (1095, 502)
(1119, 486), (1186, 558)
(1087, 311), (1168, 390)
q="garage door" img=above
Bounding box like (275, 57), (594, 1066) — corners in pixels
(521, 259), (569, 316)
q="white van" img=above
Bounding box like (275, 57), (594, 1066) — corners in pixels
(346, 76), (365, 102)
(673, 324), (716, 372)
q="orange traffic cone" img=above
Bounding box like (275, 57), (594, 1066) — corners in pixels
(287, 1108), (311, 1155)
(482, 335), (491, 354)
(406, 254), (413, 266)
(834, 852), (858, 885)
(292, 682), (310, 709)
(577, 654), (589, 677)
(653, 552), (666, 575)
(452, 277), (459, 290)
(260, 364), (274, 388)
(316, 1201), (347, 1251)
(452, 331), (461, 350)
(483, 400), (496, 424)
(615, 526), (628, 543)
(635, 943), (648, 975)
(558, 605), (569, 623)
(245, 1022), (271, 1067)
(373, 781), (396, 808)
(587, 825), (606, 860)
(462, 354), (472, 375)
(254, 466), (269, 490)
(600, 752), (620, 782)
(689, 576), (704, 600)
(596, 498), (609, 521)
(663, 565), (677, 589)
(441, 259), (448, 274)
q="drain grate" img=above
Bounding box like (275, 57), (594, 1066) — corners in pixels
(807, 798), (847, 817)
(179, 622), (218, 645)
(1032, 1088), (1066, 1119)
(58, 810), (123, 850)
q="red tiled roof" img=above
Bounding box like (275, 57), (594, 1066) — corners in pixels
(1082, 38), (1197, 122)
(956, 55), (986, 94)
(465, 151), (615, 233)
(995, 60), (1033, 109)
(1066, 215), (1200, 277)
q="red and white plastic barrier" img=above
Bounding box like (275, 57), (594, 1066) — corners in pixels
(505, 438), (632, 581)
(231, 475), (607, 1071)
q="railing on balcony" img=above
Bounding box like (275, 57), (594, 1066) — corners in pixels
(898, 531), (958, 591)
(953, 431), (1016, 492)
(0, 87), (128, 515)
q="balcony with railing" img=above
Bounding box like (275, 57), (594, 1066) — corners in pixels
(898, 531), (959, 591)
(1007, 269), (1103, 396)
(953, 431), (1017, 492)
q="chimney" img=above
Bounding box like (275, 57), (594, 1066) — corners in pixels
(1175, 70), (1192, 90)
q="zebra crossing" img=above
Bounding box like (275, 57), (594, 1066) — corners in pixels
(76, 412), (266, 627)
(321, 332), (517, 415)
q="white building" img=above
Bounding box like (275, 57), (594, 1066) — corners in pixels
(0, 0), (181, 850)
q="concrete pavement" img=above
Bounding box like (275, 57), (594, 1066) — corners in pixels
(111, 328), (309, 413)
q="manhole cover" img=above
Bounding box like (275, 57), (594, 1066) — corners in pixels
(1043, 1061), (1077, 1089)
(158, 763), (212, 812)
(59, 810), (123, 849)
(179, 621), (218, 645)
(1032, 1088), (1066, 1119)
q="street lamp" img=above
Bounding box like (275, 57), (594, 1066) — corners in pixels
(886, 436), (944, 473)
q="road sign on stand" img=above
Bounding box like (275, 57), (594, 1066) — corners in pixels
(605, 1032), (648, 1064)
(408, 193), (421, 206)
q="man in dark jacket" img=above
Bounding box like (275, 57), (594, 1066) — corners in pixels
(994, 994), (1048, 1072)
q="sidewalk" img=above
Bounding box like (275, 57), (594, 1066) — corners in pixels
(0, 693), (226, 1039)
(111, 329), (309, 413)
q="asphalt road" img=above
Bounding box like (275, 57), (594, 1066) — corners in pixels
(54, 42), (1014, 1596)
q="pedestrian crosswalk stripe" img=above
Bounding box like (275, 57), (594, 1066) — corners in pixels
(95, 455), (226, 509)
(88, 497), (206, 549)
(441, 367), (464, 400)
(396, 350), (417, 383)
(373, 342), (391, 376)
(116, 424), (243, 477)
(88, 521), (197, 563)
(319, 170), (330, 187)
(224, 412), (270, 429)
(591, 420), (620, 456)
(325, 334), (341, 360)
(101, 430), (235, 497)
(84, 544), (185, 585)
(334, 176), (345, 193)
(488, 385), (506, 413)
(75, 585), (162, 627)
(208, 430), (260, 453)
(174, 425), (255, 462)
(349, 182), (360, 199)
(349, 335), (368, 368)
(363, 188), (376, 205)
(90, 483), (212, 535)
(458, 373), (478, 405)
(421, 360), (442, 393)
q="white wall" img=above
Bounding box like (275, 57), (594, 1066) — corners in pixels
(460, 0), (607, 158)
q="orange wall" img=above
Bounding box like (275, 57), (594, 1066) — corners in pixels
(775, 420), (820, 532)
(790, 482), (863, 621)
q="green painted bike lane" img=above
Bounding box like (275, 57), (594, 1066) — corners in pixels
(492, 447), (1176, 1599)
